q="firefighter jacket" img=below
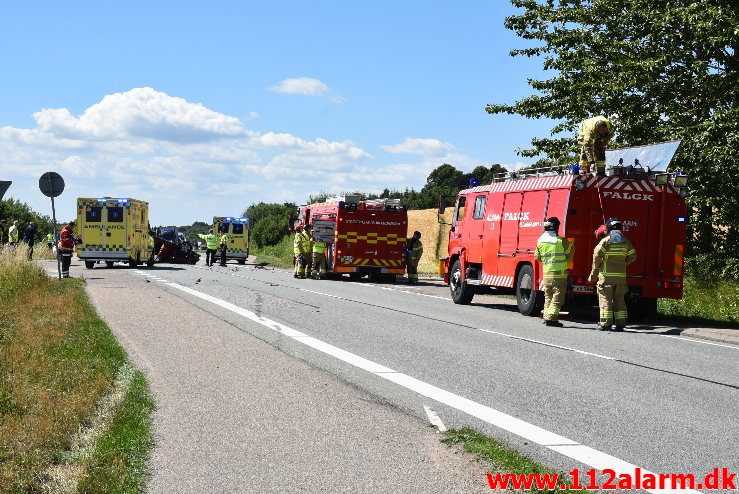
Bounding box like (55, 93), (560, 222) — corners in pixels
(300, 231), (314, 253)
(58, 225), (76, 251)
(534, 232), (573, 280)
(578, 116), (614, 163)
(198, 233), (219, 250)
(293, 232), (304, 255)
(406, 238), (423, 264)
(589, 231), (637, 284)
(312, 240), (326, 254)
(8, 224), (19, 244)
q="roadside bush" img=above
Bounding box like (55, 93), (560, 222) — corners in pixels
(251, 216), (289, 248)
(685, 253), (739, 283)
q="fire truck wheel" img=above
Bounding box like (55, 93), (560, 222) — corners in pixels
(85, 261), (95, 269)
(450, 259), (474, 305)
(516, 264), (543, 316)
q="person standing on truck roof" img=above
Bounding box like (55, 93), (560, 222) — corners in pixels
(405, 231), (423, 284)
(303, 224), (314, 279)
(311, 229), (327, 280)
(58, 221), (77, 278)
(219, 229), (230, 267)
(534, 218), (573, 327)
(588, 218), (637, 332)
(198, 230), (219, 266)
(578, 115), (614, 177)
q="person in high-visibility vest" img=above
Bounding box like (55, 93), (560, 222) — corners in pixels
(302, 224), (314, 278)
(311, 232), (327, 280)
(293, 226), (306, 278)
(46, 231), (55, 250)
(578, 115), (614, 176)
(589, 218), (637, 331)
(405, 231), (423, 284)
(534, 217), (574, 327)
(198, 230), (219, 266)
(219, 231), (230, 266)
(8, 220), (20, 251)
(58, 221), (78, 278)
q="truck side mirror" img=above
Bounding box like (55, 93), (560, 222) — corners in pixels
(438, 197), (446, 214)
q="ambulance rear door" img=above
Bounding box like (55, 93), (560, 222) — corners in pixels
(104, 200), (127, 254)
(80, 199), (104, 249)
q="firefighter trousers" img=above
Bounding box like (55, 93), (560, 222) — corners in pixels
(294, 254), (307, 277)
(312, 253), (326, 278)
(542, 278), (567, 321)
(406, 260), (419, 283)
(60, 249), (72, 278)
(597, 282), (628, 328)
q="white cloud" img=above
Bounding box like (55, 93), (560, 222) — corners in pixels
(270, 77), (331, 96)
(382, 137), (454, 157)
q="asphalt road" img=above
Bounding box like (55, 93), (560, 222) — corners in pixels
(55, 259), (738, 493)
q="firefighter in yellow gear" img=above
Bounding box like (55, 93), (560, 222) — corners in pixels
(578, 115), (614, 176)
(302, 224), (314, 278)
(534, 217), (574, 327)
(293, 226), (308, 278)
(198, 230), (220, 266)
(312, 235), (327, 280)
(219, 232), (230, 266)
(588, 218), (637, 331)
(405, 231), (423, 284)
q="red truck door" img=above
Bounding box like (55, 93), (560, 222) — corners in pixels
(517, 191), (548, 255)
(466, 194), (487, 263)
(498, 193), (522, 258)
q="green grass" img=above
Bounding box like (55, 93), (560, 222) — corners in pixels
(78, 370), (154, 494)
(252, 235), (294, 269)
(0, 249), (153, 493)
(658, 277), (739, 326)
(442, 428), (589, 493)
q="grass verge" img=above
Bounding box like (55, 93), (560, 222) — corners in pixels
(658, 277), (739, 326)
(0, 249), (153, 493)
(252, 235), (294, 269)
(442, 428), (589, 493)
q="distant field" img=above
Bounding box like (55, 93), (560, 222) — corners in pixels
(407, 209), (453, 274)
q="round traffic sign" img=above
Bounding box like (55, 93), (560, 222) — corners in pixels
(39, 172), (65, 198)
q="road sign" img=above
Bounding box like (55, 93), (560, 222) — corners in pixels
(0, 181), (10, 200)
(39, 172), (65, 198)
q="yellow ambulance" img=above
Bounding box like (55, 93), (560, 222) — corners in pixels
(212, 216), (249, 264)
(77, 197), (150, 269)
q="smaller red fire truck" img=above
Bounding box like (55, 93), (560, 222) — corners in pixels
(293, 196), (408, 280)
(441, 144), (688, 318)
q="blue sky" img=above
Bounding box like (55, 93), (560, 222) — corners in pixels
(0, 1), (555, 225)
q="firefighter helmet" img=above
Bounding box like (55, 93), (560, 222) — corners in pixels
(606, 218), (623, 232)
(543, 217), (560, 232)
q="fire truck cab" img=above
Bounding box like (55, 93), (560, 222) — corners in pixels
(442, 143), (688, 319)
(295, 196), (408, 280)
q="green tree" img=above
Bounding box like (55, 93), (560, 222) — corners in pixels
(0, 198), (55, 243)
(242, 202), (296, 247)
(487, 0), (739, 256)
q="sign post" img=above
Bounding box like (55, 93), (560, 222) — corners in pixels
(38, 172), (65, 280)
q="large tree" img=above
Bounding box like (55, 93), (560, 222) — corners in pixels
(487, 0), (738, 256)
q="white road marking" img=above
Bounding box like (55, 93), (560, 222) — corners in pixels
(476, 328), (615, 360)
(423, 405), (447, 432)
(662, 335), (738, 351)
(148, 277), (698, 494)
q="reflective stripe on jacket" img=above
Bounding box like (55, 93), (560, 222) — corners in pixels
(589, 232), (637, 283)
(535, 234), (573, 279)
(198, 233), (219, 250)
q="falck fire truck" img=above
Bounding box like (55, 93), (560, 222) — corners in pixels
(441, 142), (688, 319)
(294, 196), (408, 280)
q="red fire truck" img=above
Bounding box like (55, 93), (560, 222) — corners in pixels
(441, 151), (688, 319)
(294, 196), (408, 280)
